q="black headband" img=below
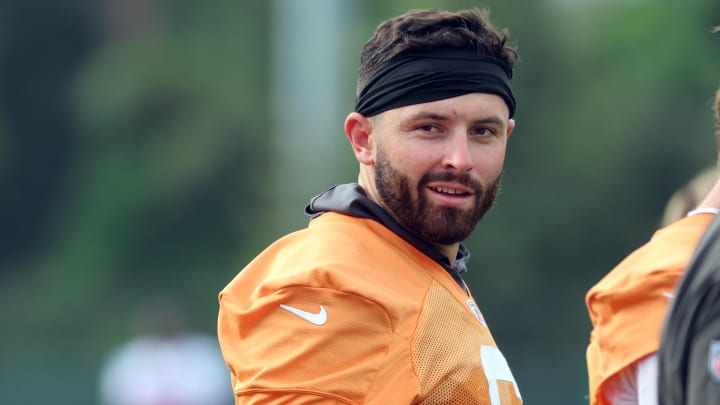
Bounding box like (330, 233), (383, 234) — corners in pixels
(355, 48), (516, 118)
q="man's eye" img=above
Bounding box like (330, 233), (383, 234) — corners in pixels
(417, 124), (439, 132)
(472, 127), (495, 136)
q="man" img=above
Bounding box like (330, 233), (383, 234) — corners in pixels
(657, 87), (720, 405)
(585, 86), (720, 405)
(217, 8), (522, 404)
(100, 295), (232, 405)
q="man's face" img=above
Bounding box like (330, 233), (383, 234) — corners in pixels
(371, 92), (513, 245)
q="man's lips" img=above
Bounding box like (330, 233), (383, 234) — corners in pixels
(428, 186), (472, 196)
(426, 183), (475, 206)
(426, 182), (474, 196)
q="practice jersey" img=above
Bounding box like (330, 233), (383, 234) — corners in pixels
(659, 214), (720, 405)
(218, 212), (522, 404)
(585, 214), (714, 405)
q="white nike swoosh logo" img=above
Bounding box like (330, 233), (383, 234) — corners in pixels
(279, 304), (327, 326)
(663, 292), (675, 299)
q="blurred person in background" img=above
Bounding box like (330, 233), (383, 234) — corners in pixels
(218, 7), (524, 404)
(585, 84), (720, 405)
(99, 294), (232, 405)
(661, 166), (719, 228)
(657, 85), (720, 405)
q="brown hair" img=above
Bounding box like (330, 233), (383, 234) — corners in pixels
(661, 27), (720, 225)
(660, 83), (720, 225)
(356, 8), (518, 94)
(715, 87), (720, 143)
(714, 26), (720, 143)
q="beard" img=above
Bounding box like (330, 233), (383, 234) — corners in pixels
(375, 148), (501, 245)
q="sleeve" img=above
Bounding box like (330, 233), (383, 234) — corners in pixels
(217, 285), (397, 404)
(599, 353), (658, 405)
(636, 354), (658, 405)
(586, 214), (714, 405)
(600, 360), (638, 405)
(599, 354), (658, 405)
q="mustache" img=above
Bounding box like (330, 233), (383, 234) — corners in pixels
(419, 171), (484, 194)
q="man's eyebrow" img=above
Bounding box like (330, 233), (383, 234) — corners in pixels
(471, 116), (505, 127)
(404, 111), (451, 122)
(403, 110), (506, 127)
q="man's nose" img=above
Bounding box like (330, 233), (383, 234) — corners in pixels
(441, 134), (473, 173)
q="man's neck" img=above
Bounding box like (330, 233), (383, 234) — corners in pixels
(435, 243), (459, 266)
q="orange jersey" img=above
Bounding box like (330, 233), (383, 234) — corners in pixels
(218, 212), (522, 404)
(585, 214), (714, 405)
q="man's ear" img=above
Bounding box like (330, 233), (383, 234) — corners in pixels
(344, 112), (375, 165)
(506, 118), (516, 139)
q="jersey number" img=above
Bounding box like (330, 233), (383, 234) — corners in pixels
(481, 345), (522, 405)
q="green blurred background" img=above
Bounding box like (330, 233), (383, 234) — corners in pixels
(1, 0), (719, 403)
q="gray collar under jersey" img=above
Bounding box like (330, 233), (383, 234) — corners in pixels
(304, 183), (470, 293)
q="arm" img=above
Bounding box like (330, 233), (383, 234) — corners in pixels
(218, 285), (414, 404)
(692, 86), (720, 214)
(586, 214), (714, 405)
(691, 178), (720, 214)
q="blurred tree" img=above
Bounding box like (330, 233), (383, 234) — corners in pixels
(0, 1), (272, 403)
(0, 0), (96, 269)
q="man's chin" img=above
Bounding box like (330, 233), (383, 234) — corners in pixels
(417, 218), (476, 245)
(425, 232), (471, 246)
(431, 204), (475, 219)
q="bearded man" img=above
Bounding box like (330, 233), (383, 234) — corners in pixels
(218, 8), (522, 404)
